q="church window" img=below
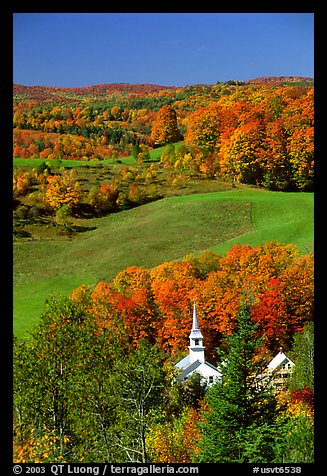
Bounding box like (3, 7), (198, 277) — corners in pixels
(208, 376), (214, 384)
(194, 339), (199, 346)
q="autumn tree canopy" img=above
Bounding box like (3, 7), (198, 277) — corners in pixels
(150, 105), (181, 147)
(14, 242), (314, 463)
(13, 82), (313, 191)
(69, 242), (313, 362)
(42, 169), (81, 211)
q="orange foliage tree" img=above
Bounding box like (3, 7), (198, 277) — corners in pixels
(146, 407), (203, 463)
(150, 105), (181, 147)
(185, 103), (221, 153)
(150, 260), (200, 357)
(70, 243), (313, 363)
(13, 169), (33, 197)
(87, 183), (119, 214)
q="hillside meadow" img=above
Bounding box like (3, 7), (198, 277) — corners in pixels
(13, 187), (313, 337)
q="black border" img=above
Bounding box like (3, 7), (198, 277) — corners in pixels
(2, 2), (322, 473)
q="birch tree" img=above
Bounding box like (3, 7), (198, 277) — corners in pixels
(114, 341), (167, 462)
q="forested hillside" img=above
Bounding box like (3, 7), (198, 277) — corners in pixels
(14, 78), (314, 191)
(14, 244), (314, 463)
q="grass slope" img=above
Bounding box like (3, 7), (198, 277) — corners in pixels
(171, 189), (314, 255)
(13, 142), (184, 169)
(14, 189), (313, 337)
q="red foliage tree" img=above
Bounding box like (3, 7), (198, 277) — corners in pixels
(290, 387), (314, 413)
(69, 243), (313, 362)
(251, 278), (290, 350)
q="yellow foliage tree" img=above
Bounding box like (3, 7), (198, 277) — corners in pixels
(13, 170), (32, 197)
(14, 426), (68, 463)
(146, 408), (202, 463)
(42, 170), (81, 210)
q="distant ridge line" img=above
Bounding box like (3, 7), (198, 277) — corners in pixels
(245, 75), (313, 84)
(13, 76), (313, 100)
(13, 82), (178, 98)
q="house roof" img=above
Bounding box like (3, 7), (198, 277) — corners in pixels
(268, 351), (294, 371)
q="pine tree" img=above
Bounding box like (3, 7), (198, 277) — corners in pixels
(198, 298), (280, 463)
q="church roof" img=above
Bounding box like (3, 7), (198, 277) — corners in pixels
(175, 354), (191, 370)
(176, 358), (221, 381)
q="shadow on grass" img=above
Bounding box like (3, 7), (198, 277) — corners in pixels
(13, 228), (32, 238)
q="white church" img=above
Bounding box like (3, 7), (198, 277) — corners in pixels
(175, 302), (295, 390)
(175, 302), (222, 387)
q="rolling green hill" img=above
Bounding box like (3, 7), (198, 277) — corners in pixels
(14, 188), (313, 337)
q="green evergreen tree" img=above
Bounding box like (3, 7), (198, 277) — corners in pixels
(198, 298), (280, 463)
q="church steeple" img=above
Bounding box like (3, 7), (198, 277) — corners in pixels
(188, 302), (205, 364)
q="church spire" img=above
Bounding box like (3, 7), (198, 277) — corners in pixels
(189, 301), (205, 364)
(192, 301), (200, 331)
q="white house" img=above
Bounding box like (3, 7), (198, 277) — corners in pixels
(175, 302), (222, 387)
(258, 347), (295, 390)
(266, 347), (295, 388)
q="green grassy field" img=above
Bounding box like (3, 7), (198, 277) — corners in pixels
(172, 189), (314, 255)
(13, 142), (184, 169)
(14, 188), (313, 337)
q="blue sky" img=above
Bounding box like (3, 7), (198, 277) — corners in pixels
(13, 13), (314, 87)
